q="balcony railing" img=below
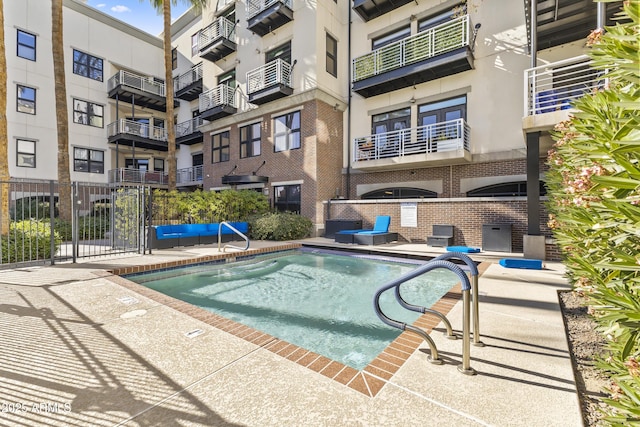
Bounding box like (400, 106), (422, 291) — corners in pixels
(198, 17), (236, 50)
(199, 84), (236, 112)
(108, 168), (168, 185)
(176, 116), (203, 138)
(177, 165), (204, 186)
(352, 15), (471, 82)
(107, 119), (168, 141)
(524, 55), (604, 116)
(247, 58), (292, 94)
(353, 119), (470, 162)
(107, 70), (165, 97)
(174, 63), (203, 93)
(247, 0), (292, 19)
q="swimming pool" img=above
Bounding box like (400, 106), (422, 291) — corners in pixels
(127, 249), (459, 370)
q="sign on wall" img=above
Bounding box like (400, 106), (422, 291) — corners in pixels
(400, 202), (417, 227)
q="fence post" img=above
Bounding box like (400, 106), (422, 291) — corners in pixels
(147, 188), (153, 255)
(72, 182), (78, 263)
(49, 180), (56, 265)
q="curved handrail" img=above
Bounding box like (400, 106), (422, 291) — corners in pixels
(373, 260), (471, 365)
(217, 221), (250, 252)
(434, 252), (483, 346)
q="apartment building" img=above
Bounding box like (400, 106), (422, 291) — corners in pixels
(3, 0), (621, 253)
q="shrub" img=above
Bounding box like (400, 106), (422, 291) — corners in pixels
(11, 197), (58, 220)
(545, 1), (640, 423)
(249, 212), (313, 241)
(1, 220), (62, 263)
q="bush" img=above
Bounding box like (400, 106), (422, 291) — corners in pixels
(1, 220), (62, 263)
(11, 197), (58, 220)
(249, 212), (313, 241)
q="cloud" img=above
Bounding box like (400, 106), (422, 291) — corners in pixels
(95, 3), (106, 8)
(111, 5), (131, 13)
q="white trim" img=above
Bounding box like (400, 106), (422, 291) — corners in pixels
(236, 117), (263, 129)
(271, 179), (303, 187)
(357, 180), (443, 197)
(270, 106), (303, 119)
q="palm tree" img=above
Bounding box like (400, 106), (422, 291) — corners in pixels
(0, 0), (10, 234)
(147, 0), (207, 190)
(52, 0), (72, 221)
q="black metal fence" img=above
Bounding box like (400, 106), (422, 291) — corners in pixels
(0, 179), (147, 269)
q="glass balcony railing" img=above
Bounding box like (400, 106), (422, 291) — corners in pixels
(353, 119), (470, 163)
(524, 55), (604, 116)
(352, 15), (471, 83)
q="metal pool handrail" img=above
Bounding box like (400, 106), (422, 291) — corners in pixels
(433, 252), (483, 347)
(218, 221), (250, 252)
(373, 259), (476, 374)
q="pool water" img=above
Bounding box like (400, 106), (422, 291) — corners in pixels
(127, 249), (458, 370)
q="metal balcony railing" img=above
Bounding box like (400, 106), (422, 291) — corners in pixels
(107, 70), (165, 97)
(176, 165), (204, 185)
(353, 119), (470, 162)
(246, 0), (292, 19)
(108, 168), (168, 185)
(352, 15), (471, 82)
(246, 58), (292, 94)
(176, 116), (203, 138)
(174, 63), (203, 93)
(199, 84), (237, 112)
(524, 55), (605, 116)
(198, 17), (236, 50)
(107, 119), (168, 142)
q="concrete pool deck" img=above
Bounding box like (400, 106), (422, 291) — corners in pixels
(0, 239), (582, 426)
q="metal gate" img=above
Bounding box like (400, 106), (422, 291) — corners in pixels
(0, 179), (147, 269)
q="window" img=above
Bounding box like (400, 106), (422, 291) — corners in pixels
(73, 99), (104, 127)
(266, 42), (291, 64)
(240, 122), (261, 158)
(191, 33), (199, 56)
(218, 69), (236, 88)
(417, 96), (466, 149)
(372, 26), (410, 50)
(171, 48), (178, 70)
(371, 108), (410, 155)
(154, 158), (165, 172)
(418, 5), (465, 32)
(362, 188), (438, 199)
(274, 184), (301, 213)
(467, 182), (547, 197)
(326, 33), (337, 77)
(212, 131), (230, 163)
(16, 139), (36, 168)
(73, 50), (103, 81)
(74, 148), (104, 174)
(17, 85), (35, 114)
(17, 29), (36, 61)
(274, 111), (301, 152)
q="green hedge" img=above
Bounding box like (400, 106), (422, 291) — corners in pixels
(1, 221), (62, 263)
(249, 212), (313, 241)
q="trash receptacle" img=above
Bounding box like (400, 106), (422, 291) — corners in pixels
(482, 224), (512, 252)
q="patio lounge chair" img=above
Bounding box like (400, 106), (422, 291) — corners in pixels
(335, 215), (395, 244)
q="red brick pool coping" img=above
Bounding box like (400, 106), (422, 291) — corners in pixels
(106, 244), (490, 397)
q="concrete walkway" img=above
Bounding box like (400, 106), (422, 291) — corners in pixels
(0, 240), (581, 426)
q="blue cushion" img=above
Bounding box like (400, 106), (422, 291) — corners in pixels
(357, 231), (388, 235)
(372, 216), (391, 233)
(336, 229), (367, 235)
(499, 258), (543, 270)
(446, 246), (480, 253)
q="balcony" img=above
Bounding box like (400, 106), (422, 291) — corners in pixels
(247, 59), (293, 105)
(352, 119), (471, 171)
(524, 0), (623, 51)
(523, 55), (604, 131)
(108, 168), (168, 186)
(199, 85), (237, 121)
(176, 165), (204, 187)
(176, 116), (204, 146)
(246, 0), (293, 36)
(198, 17), (236, 62)
(174, 63), (203, 101)
(352, 16), (473, 98)
(353, 0), (414, 22)
(107, 119), (168, 151)
(107, 70), (175, 112)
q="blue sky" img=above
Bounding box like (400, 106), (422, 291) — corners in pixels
(85, 1), (192, 36)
